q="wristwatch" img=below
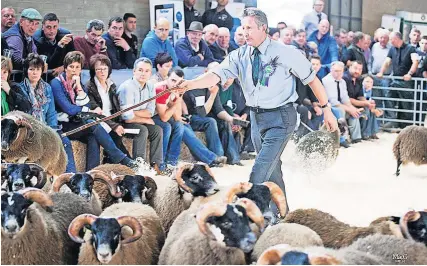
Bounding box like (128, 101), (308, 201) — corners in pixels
(407, 71), (414, 76)
(320, 103), (331, 109)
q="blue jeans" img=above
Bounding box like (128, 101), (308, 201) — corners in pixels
(331, 107), (346, 144)
(182, 124), (218, 164)
(58, 131), (76, 173)
(215, 118), (241, 164)
(249, 104), (297, 214)
(360, 108), (379, 138)
(190, 115), (224, 157)
(153, 115), (184, 166)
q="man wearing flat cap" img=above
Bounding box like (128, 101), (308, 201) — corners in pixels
(3, 8), (42, 69)
(175, 21), (215, 68)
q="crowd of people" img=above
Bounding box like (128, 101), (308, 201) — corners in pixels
(1, 0), (426, 175)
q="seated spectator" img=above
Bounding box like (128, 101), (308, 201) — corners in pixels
(74, 19), (107, 69)
(409, 28), (421, 48)
(117, 58), (165, 174)
(149, 52), (173, 84)
(307, 19), (338, 71)
(416, 36), (427, 78)
(203, 24), (221, 62)
(310, 54), (327, 80)
(342, 31), (368, 74)
(51, 51), (137, 170)
(1, 56), (31, 115)
(1, 7), (16, 33)
(86, 54), (131, 163)
(184, 0), (202, 30)
(230, 25), (246, 49)
(323, 61), (362, 148)
(140, 17), (178, 67)
(211, 27), (235, 61)
(280, 27), (294, 45)
(33, 13), (75, 81)
(176, 21), (215, 68)
(183, 63), (241, 165)
(18, 53), (77, 172)
(201, 0), (233, 31)
(102, 16), (136, 69)
(3, 8), (42, 70)
(292, 29), (314, 59)
(268, 28), (280, 41)
(122, 13), (138, 57)
(334, 28), (348, 61)
(361, 74), (381, 139)
(277, 21), (287, 30)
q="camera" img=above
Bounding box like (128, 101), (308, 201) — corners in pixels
(182, 114), (192, 123)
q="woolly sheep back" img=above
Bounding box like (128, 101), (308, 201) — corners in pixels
(393, 125), (427, 167)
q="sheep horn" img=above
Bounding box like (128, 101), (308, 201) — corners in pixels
(144, 176), (157, 200)
(28, 163), (47, 189)
(236, 198), (265, 232)
(87, 170), (123, 198)
(263, 182), (288, 218)
(68, 214), (98, 243)
(399, 210), (421, 240)
(174, 163), (194, 193)
(16, 117), (35, 140)
(18, 187), (53, 208)
(199, 163), (216, 182)
(117, 216), (143, 244)
(224, 182), (253, 203)
(51, 173), (75, 192)
(196, 202), (227, 237)
(257, 248), (283, 265)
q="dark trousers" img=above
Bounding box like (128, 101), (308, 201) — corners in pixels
(123, 123), (163, 165)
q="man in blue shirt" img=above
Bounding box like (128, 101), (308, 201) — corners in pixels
(307, 19), (338, 72)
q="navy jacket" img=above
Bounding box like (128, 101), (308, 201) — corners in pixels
(175, 36), (215, 68)
(102, 33), (136, 69)
(3, 23), (38, 69)
(210, 42), (236, 62)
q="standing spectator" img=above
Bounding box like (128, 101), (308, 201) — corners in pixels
(280, 28), (294, 45)
(73, 19), (107, 69)
(268, 28), (280, 41)
(334, 28), (348, 61)
(175, 21), (215, 68)
(33, 13), (75, 80)
(377, 31), (419, 128)
(416, 36), (427, 78)
(301, 0), (327, 37)
(342, 31), (368, 74)
(307, 20), (338, 71)
(363, 34), (372, 66)
(201, 0), (233, 31)
(3, 8), (42, 70)
(292, 29), (313, 58)
(409, 28), (421, 48)
(149, 52), (173, 84)
(277, 21), (287, 30)
(140, 17), (178, 67)
(122, 13), (138, 57)
(1, 7), (15, 33)
(117, 58), (164, 174)
(346, 31), (354, 47)
(230, 25), (245, 49)
(86, 54), (131, 163)
(184, 0), (202, 30)
(102, 16), (136, 69)
(211, 27), (235, 61)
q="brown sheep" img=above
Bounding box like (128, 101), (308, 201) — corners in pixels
(283, 208), (403, 249)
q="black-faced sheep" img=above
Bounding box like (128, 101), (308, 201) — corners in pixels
(68, 202), (165, 265)
(1, 163), (47, 192)
(283, 208), (403, 249)
(159, 198), (265, 265)
(148, 162), (219, 236)
(393, 119), (427, 176)
(1, 111), (67, 177)
(1, 188), (96, 265)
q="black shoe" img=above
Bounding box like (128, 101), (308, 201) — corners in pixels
(352, 139), (362, 144)
(340, 141), (350, 148)
(231, 162), (244, 166)
(240, 151), (256, 160)
(209, 156), (227, 168)
(122, 158), (139, 170)
(362, 136), (370, 141)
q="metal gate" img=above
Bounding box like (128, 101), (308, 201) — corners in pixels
(327, 0), (363, 32)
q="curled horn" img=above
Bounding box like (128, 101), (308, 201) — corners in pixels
(28, 163), (47, 189)
(18, 187), (53, 208)
(399, 210), (421, 240)
(174, 163), (194, 193)
(144, 176), (157, 200)
(196, 202), (227, 237)
(15, 116), (35, 140)
(117, 216), (143, 244)
(87, 170), (123, 198)
(263, 182), (288, 218)
(257, 248), (283, 265)
(224, 182), (253, 203)
(51, 173), (75, 192)
(236, 198), (265, 232)
(68, 214), (98, 243)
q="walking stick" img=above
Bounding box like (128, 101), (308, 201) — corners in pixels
(61, 85), (183, 138)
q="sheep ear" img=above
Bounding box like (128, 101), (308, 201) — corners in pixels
(111, 171), (118, 180)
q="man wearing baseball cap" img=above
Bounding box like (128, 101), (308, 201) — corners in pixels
(175, 21), (215, 67)
(3, 8), (42, 70)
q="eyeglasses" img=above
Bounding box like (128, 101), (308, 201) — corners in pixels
(95, 68), (109, 72)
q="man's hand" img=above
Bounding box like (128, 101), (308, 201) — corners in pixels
(90, 107), (103, 115)
(59, 34), (73, 47)
(114, 125), (125, 136)
(52, 66), (64, 77)
(114, 37), (130, 51)
(403, 74), (412, 81)
(241, 113), (248, 121)
(197, 53), (204, 61)
(313, 105), (323, 116)
(144, 118), (155, 125)
(323, 108), (338, 132)
(209, 85), (219, 95)
(349, 106), (361, 118)
(376, 72), (384, 79)
(232, 125), (241, 132)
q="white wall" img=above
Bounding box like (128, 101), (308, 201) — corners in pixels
(259, 0), (313, 28)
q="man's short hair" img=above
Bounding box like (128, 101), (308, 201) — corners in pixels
(108, 16), (124, 28)
(334, 28), (347, 37)
(351, 60), (363, 67)
(133, 57), (152, 70)
(309, 54), (321, 62)
(410, 28), (421, 35)
(362, 74), (375, 81)
(277, 21), (287, 27)
(421, 35), (427, 41)
(154, 52), (173, 70)
(170, 68), (184, 78)
(42, 13), (59, 24)
(331, 61), (345, 69)
(123, 13), (136, 21)
(86, 19), (105, 32)
(295, 29), (306, 35)
(352, 31), (365, 45)
(391, 31), (402, 40)
(243, 8), (268, 33)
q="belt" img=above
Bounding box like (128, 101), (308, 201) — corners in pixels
(250, 103), (293, 113)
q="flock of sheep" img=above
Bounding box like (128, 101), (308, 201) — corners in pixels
(1, 110), (427, 265)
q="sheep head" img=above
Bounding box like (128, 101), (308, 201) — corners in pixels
(68, 214), (142, 264)
(399, 210), (427, 246)
(1, 188), (53, 239)
(1, 163), (47, 192)
(196, 198), (263, 253)
(109, 172), (158, 203)
(174, 163), (219, 197)
(1, 113), (35, 151)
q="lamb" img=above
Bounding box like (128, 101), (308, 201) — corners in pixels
(1, 187), (96, 265)
(91, 164), (157, 208)
(392, 118), (427, 176)
(148, 162), (220, 235)
(283, 208), (403, 249)
(159, 198), (265, 265)
(1, 111), (67, 177)
(1, 163), (47, 192)
(68, 202), (165, 265)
